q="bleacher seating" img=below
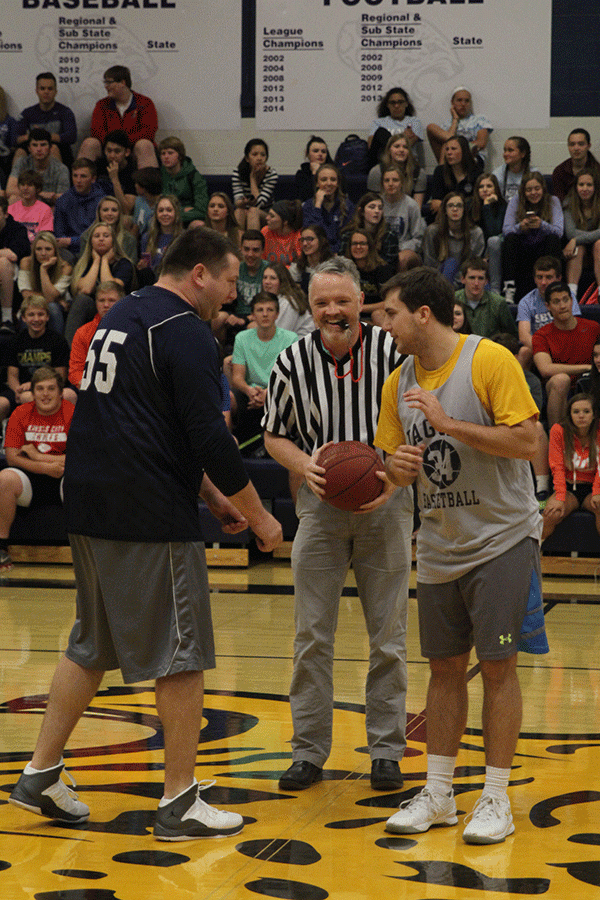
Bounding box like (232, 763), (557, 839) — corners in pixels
(4, 171), (600, 568)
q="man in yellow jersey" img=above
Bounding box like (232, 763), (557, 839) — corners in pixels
(375, 267), (542, 845)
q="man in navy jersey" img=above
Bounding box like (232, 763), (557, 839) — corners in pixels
(263, 256), (413, 793)
(9, 228), (282, 841)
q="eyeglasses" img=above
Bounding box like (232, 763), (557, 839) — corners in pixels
(103, 79), (116, 86)
(388, 98), (407, 106)
(446, 203), (464, 210)
(350, 241), (368, 247)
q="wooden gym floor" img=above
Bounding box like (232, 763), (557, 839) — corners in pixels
(1, 555), (600, 900)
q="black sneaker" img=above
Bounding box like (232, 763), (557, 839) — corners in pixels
(0, 549), (13, 571)
(9, 761), (90, 823)
(0, 320), (15, 333)
(535, 490), (549, 513)
(154, 780), (244, 841)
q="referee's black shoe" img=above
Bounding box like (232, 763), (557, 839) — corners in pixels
(371, 759), (404, 791)
(279, 760), (323, 790)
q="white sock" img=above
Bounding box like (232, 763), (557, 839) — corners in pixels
(24, 758), (62, 775)
(425, 754), (456, 795)
(159, 779), (197, 807)
(483, 765), (511, 799)
(1, 308), (12, 322)
(535, 475), (549, 493)
(568, 283), (578, 295)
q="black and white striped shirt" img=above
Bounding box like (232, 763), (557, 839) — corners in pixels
(263, 324), (401, 454)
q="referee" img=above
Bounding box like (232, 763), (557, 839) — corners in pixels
(263, 256), (413, 792)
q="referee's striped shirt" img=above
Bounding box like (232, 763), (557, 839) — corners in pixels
(263, 324), (402, 454)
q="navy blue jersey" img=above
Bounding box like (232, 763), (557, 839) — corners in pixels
(64, 285), (249, 541)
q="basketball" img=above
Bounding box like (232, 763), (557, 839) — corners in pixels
(317, 441), (385, 511)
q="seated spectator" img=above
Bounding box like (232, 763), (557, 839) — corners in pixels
(0, 295), (73, 421)
(8, 171), (53, 243)
(212, 229), (267, 350)
(66, 222), (134, 343)
(80, 65), (158, 169)
(380, 165), (424, 270)
(542, 393), (600, 541)
(492, 136), (538, 203)
(469, 173), (506, 294)
(80, 194), (137, 265)
(344, 229), (394, 325)
(368, 86), (425, 169)
(231, 291), (297, 453)
(6, 128), (69, 207)
(0, 85), (17, 187)
(0, 366), (74, 570)
(0, 196), (30, 330)
(532, 281), (600, 426)
(234, 229), (267, 317)
(18, 231), (72, 335)
(138, 194), (183, 285)
(53, 158), (107, 256)
(95, 130), (136, 215)
(206, 192), (240, 246)
(452, 299), (471, 334)
(294, 135), (335, 202)
(577, 339), (600, 411)
(516, 256), (580, 356)
(552, 128), (600, 205)
(366, 132), (426, 206)
(428, 135), (482, 218)
(302, 163), (354, 254)
(454, 257), (517, 338)
(261, 263), (313, 337)
(341, 192), (398, 268)
(159, 136), (207, 228)
(13, 73), (76, 167)
(563, 169), (600, 296)
(288, 224), (332, 294)
(427, 87), (492, 164)
(423, 191), (484, 287)
(232, 139), (278, 231)
(493, 331), (549, 506)
(262, 200), (302, 266)
(502, 172), (564, 301)
(68, 281), (124, 389)
(131, 166), (162, 240)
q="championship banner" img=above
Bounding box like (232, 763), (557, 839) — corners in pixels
(0, 1), (241, 132)
(255, 0), (551, 132)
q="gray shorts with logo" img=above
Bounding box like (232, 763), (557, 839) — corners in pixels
(417, 536), (541, 661)
(66, 535), (215, 684)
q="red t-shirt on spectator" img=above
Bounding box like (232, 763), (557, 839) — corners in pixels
(532, 317), (600, 381)
(261, 226), (302, 267)
(69, 314), (101, 389)
(90, 91), (158, 146)
(5, 399), (75, 456)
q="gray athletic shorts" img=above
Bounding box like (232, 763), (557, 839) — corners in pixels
(65, 535), (215, 684)
(417, 536), (541, 661)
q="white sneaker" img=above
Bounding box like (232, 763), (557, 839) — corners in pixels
(385, 787), (458, 834)
(462, 793), (514, 844)
(9, 760), (89, 823)
(154, 780), (244, 841)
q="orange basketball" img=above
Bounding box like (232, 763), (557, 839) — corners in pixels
(317, 441), (385, 511)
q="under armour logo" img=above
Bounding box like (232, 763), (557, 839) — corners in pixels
(499, 634), (512, 645)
